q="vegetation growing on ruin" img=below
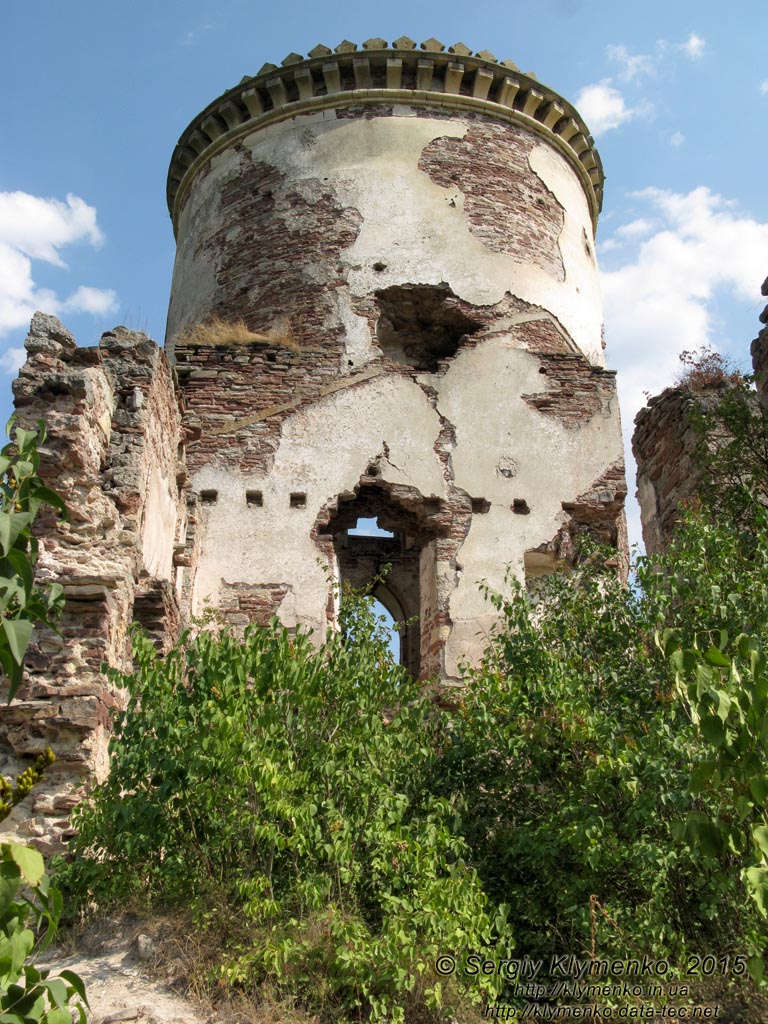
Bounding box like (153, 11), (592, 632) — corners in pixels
(57, 374), (768, 1021)
(0, 420), (65, 702)
(174, 315), (299, 352)
(0, 421), (87, 1024)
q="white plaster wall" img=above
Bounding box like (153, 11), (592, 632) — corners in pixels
(191, 373), (445, 631)
(436, 339), (624, 675)
(168, 110), (605, 365)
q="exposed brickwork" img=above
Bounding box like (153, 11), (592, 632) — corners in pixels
(523, 353), (619, 427)
(419, 119), (566, 281)
(0, 314), (186, 854)
(196, 151), (362, 356)
(219, 580), (291, 629)
(133, 578), (184, 653)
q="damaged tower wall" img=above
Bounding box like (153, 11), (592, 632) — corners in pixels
(166, 38), (627, 680)
(1, 38), (629, 849)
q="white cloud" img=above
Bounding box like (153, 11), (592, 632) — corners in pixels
(0, 191), (117, 338)
(600, 187), (768, 546)
(761, 81), (768, 96)
(679, 32), (705, 59)
(63, 285), (118, 316)
(616, 217), (656, 239)
(575, 80), (650, 135)
(0, 192), (103, 266)
(670, 131), (685, 147)
(606, 44), (655, 82)
(0, 348), (26, 376)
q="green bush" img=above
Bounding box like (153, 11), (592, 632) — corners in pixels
(0, 843), (87, 1023)
(0, 418), (65, 700)
(432, 546), (752, 970)
(65, 595), (511, 1023)
(0, 419), (86, 1022)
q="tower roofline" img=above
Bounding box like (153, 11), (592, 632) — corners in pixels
(166, 37), (604, 236)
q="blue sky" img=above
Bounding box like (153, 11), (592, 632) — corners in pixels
(2, 0), (768, 548)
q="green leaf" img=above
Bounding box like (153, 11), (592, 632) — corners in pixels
(748, 956), (765, 983)
(47, 1008), (76, 1024)
(0, 513), (10, 558)
(753, 825), (768, 859)
(700, 715), (726, 747)
(1, 619), (34, 666)
(704, 646), (730, 667)
(9, 844), (44, 886)
(40, 977), (68, 1008)
(749, 777), (768, 805)
(59, 969), (89, 1006)
(30, 486), (67, 518)
(686, 814), (723, 857)
(689, 760), (716, 797)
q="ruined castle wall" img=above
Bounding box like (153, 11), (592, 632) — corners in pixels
(635, 275), (768, 555)
(0, 314), (185, 853)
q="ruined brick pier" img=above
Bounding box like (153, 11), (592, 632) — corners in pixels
(1, 38), (627, 851)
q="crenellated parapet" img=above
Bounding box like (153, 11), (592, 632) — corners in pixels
(166, 37), (604, 232)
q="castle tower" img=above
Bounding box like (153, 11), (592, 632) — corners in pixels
(165, 37), (627, 680)
(0, 37), (627, 850)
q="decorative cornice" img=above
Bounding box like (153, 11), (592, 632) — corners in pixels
(167, 38), (604, 235)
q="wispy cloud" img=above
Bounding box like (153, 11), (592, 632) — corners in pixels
(181, 23), (214, 47)
(606, 44), (656, 82)
(579, 32), (704, 138)
(0, 191), (118, 342)
(679, 32), (705, 59)
(670, 131), (685, 147)
(575, 80), (651, 135)
(761, 80), (768, 96)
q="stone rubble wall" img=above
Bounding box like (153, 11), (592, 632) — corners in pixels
(633, 273), (768, 555)
(0, 313), (186, 855)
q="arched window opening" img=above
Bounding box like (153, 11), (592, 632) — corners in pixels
(372, 598), (401, 662)
(318, 484), (446, 679)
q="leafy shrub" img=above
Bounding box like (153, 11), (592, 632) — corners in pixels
(432, 545), (760, 973)
(0, 419), (66, 700)
(65, 595), (511, 1023)
(0, 843), (88, 1023)
(0, 419), (86, 1022)
(676, 346), (746, 392)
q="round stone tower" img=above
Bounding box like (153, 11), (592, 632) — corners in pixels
(165, 37), (627, 681)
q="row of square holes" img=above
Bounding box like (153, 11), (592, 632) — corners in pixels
(199, 489), (306, 508)
(199, 491), (528, 514)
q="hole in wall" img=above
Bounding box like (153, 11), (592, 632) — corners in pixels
(375, 283), (482, 372)
(471, 497), (491, 514)
(513, 499), (530, 515)
(290, 492), (307, 508)
(246, 490), (263, 507)
(349, 517), (394, 538)
(200, 489), (218, 505)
